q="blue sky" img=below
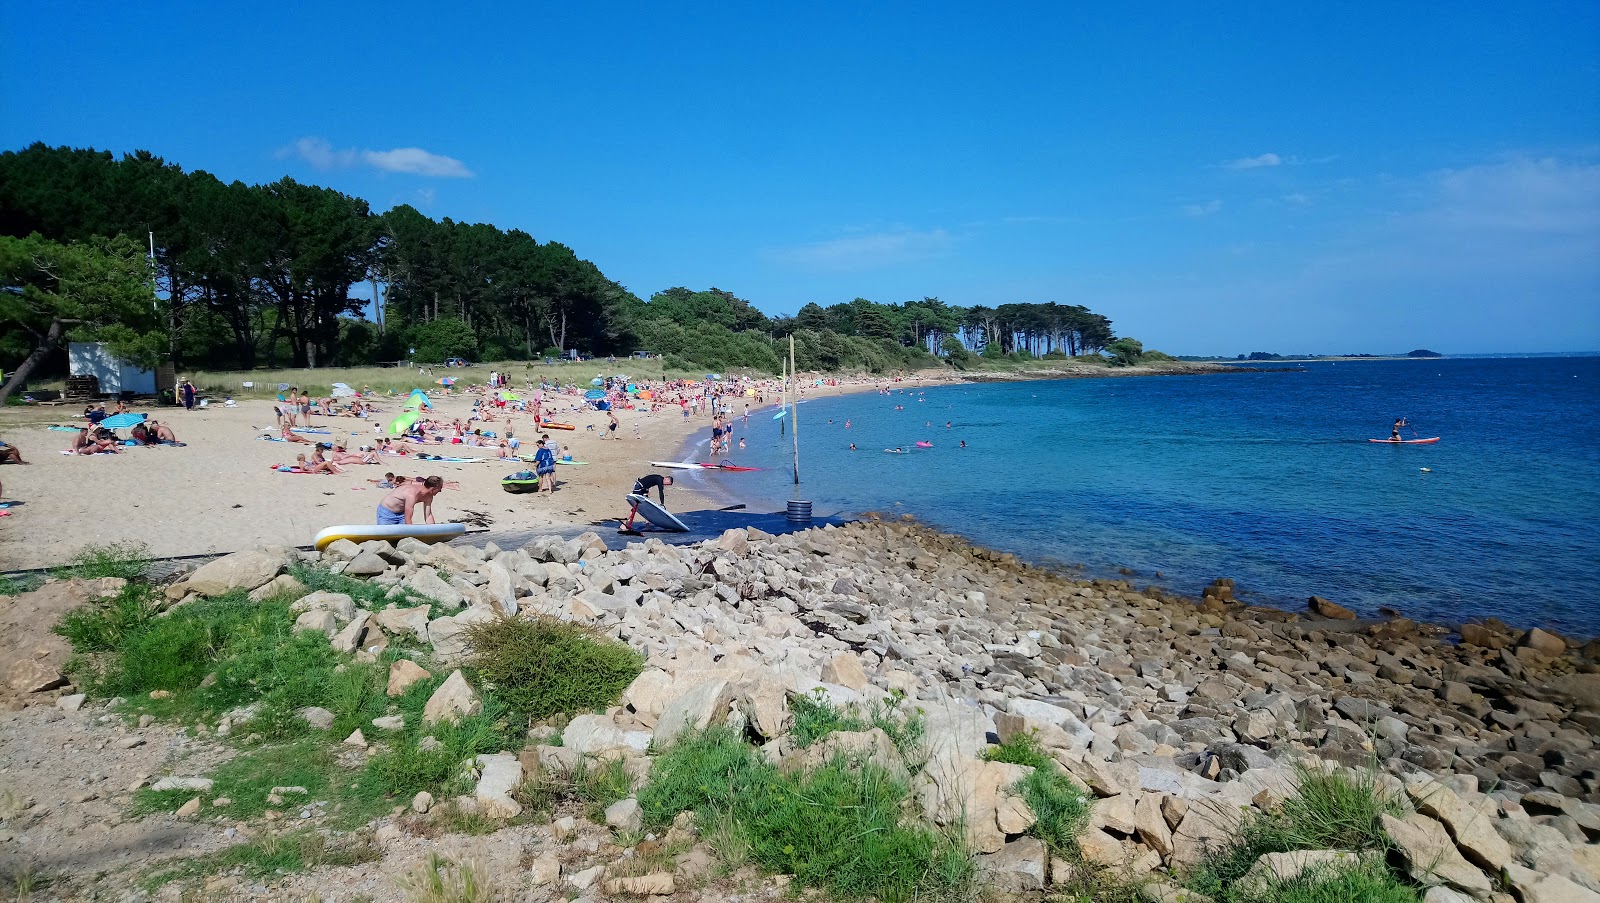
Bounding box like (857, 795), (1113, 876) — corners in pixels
(4, 2), (1597, 354)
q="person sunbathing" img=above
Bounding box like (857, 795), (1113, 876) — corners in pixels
(281, 424), (314, 444)
(149, 421), (180, 444)
(0, 438), (26, 464)
(331, 444), (378, 465)
(307, 447), (343, 474)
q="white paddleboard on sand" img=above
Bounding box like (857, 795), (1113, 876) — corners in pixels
(649, 461), (702, 470)
(626, 494), (690, 532)
(313, 523), (465, 551)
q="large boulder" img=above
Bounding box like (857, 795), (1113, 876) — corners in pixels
(171, 549), (288, 598)
(1381, 813), (1493, 896)
(427, 605), (498, 663)
(654, 679), (735, 747)
(1406, 780), (1513, 871)
(291, 591), (357, 624)
(474, 753), (522, 818)
(423, 670), (482, 726)
(404, 566), (464, 609)
(343, 550), (389, 578)
(373, 605), (431, 642)
(621, 669), (676, 728)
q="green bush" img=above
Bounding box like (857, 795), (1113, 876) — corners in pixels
(1185, 766), (1406, 901)
(53, 541), (151, 581)
(982, 731), (1054, 770)
(55, 583), (159, 652)
(638, 727), (970, 903)
(462, 614), (643, 723)
(364, 673), (514, 797)
(787, 692), (925, 763)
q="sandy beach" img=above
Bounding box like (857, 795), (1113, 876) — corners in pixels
(0, 375), (954, 571)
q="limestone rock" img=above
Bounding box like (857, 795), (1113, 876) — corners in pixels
(1504, 865), (1600, 903)
(177, 549), (287, 597)
(56, 693), (86, 713)
(1135, 792), (1174, 857)
(605, 797), (643, 832)
(527, 852), (560, 886)
(1406, 780), (1513, 871)
(1381, 813), (1493, 896)
(1171, 799), (1246, 870)
(603, 874), (675, 896)
(151, 776), (214, 792)
(372, 715), (405, 731)
(297, 706), (334, 730)
(291, 591), (357, 623)
(343, 729), (367, 747)
(293, 609), (337, 636)
(1522, 628), (1567, 656)
(1308, 596), (1357, 619)
(405, 566), (464, 609)
(821, 653), (869, 691)
(427, 605), (497, 663)
(654, 679), (735, 746)
(563, 714), (628, 756)
(373, 605), (431, 642)
(474, 753), (522, 818)
(343, 550), (389, 577)
(387, 659), (432, 697)
(422, 670), (482, 726)
(330, 614), (370, 654)
(1237, 850), (1371, 896)
(248, 573), (306, 602)
(175, 796), (201, 817)
(411, 791), (433, 813)
(982, 837), (1047, 893)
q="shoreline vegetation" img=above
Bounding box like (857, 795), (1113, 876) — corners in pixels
(5, 143), (1183, 405)
(0, 526), (1595, 902)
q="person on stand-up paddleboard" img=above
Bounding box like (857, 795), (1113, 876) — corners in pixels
(622, 473), (673, 532)
(1391, 417), (1408, 441)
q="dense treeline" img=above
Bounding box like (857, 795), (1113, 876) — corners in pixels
(0, 143), (1136, 400)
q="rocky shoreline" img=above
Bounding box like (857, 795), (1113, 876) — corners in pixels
(2, 519), (1597, 900)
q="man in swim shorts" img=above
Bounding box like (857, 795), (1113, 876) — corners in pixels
(378, 475), (443, 525)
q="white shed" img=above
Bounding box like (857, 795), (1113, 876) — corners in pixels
(68, 342), (156, 396)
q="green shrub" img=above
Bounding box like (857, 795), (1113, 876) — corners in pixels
(138, 829), (379, 891)
(290, 564), (440, 619)
(55, 583), (160, 652)
(364, 674), (514, 797)
(982, 731), (1054, 770)
(54, 541), (151, 581)
(1184, 766), (1406, 901)
(787, 692), (925, 763)
(638, 727), (970, 902)
(1017, 763), (1093, 856)
(0, 573), (44, 596)
(982, 731), (1092, 858)
(462, 615), (643, 722)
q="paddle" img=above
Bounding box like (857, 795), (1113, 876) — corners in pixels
(717, 504), (747, 512)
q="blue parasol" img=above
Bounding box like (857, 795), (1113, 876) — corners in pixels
(584, 389), (606, 400)
(99, 413), (147, 430)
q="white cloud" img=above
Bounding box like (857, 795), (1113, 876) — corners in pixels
(1226, 152), (1282, 170)
(279, 136), (474, 178)
(765, 229), (953, 271)
(1183, 200), (1223, 217)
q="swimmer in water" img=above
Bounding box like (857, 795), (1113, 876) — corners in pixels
(959, 440), (967, 448)
(849, 443), (857, 450)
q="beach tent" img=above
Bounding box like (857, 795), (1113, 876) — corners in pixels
(331, 383), (356, 398)
(404, 389), (433, 410)
(388, 412), (420, 435)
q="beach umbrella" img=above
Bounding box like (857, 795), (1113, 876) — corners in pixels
(388, 412), (420, 435)
(706, 373), (721, 381)
(330, 383), (355, 398)
(99, 413), (146, 430)
(436, 377), (456, 386)
(590, 377), (603, 387)
(276, 383), (291, 391)
(584, 389), (606, 400)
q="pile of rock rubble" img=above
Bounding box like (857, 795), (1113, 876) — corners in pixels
(47, 520), (1600, 899)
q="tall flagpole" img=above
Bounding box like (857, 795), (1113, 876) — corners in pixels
(790, 334), (800, 485)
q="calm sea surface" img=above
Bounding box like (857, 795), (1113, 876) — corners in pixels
(674, 357), (1600, 636)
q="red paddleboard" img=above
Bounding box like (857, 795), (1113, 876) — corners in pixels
(1368, 437), (1440, 444)
(697, 462), (761, 471)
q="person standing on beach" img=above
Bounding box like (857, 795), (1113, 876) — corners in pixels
(377, 475), (443, 525)
(180, 379), (196, 411)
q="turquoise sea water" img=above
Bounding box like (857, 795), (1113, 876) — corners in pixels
(675, 357), (1600, 636)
